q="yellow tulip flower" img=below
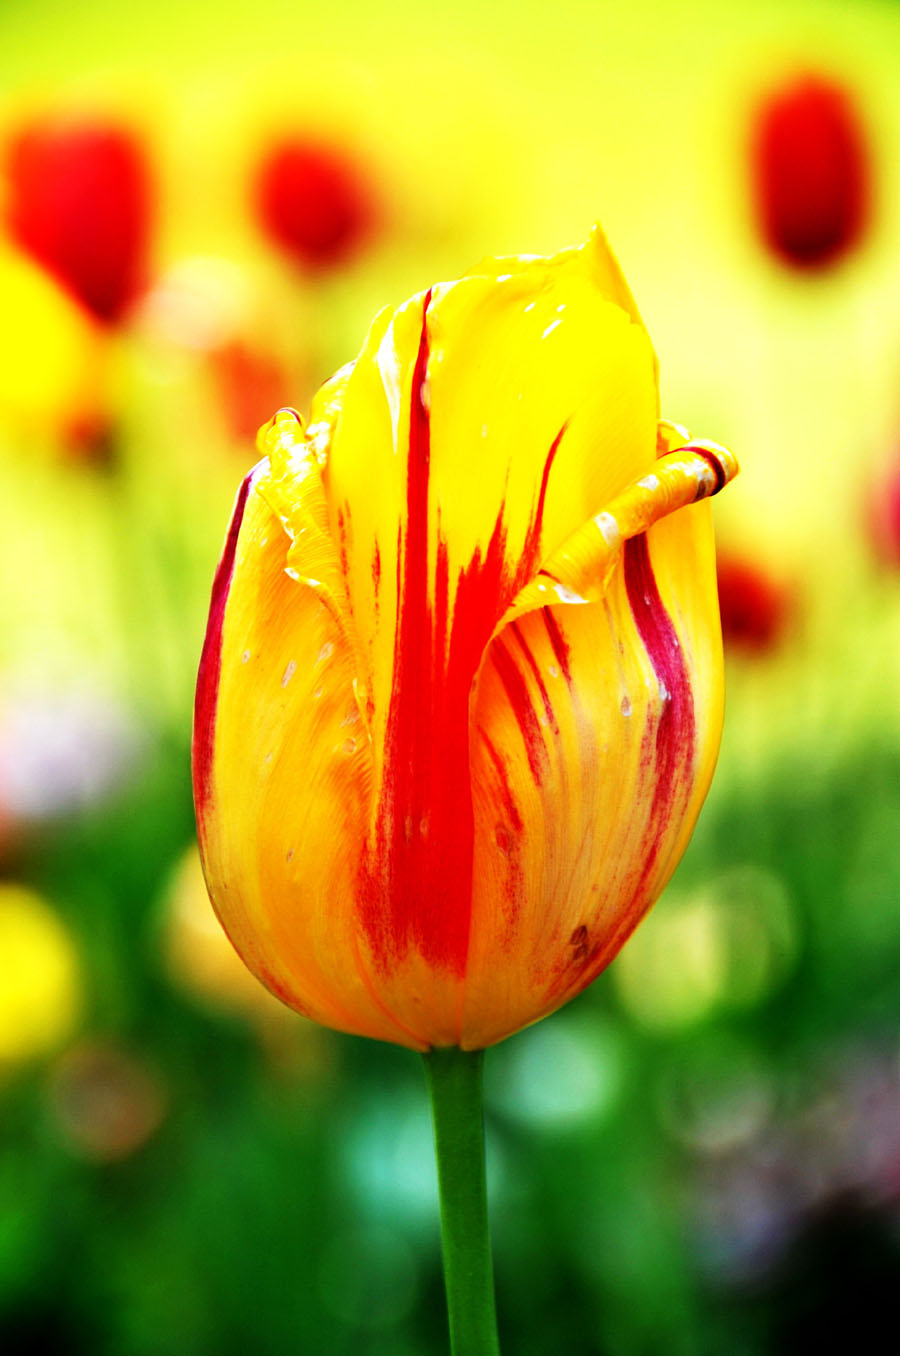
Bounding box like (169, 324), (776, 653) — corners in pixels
(193, 228), (737, 1053)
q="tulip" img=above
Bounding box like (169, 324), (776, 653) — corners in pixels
(194, 226), (737, 1052)
(193, 229), (737, 1353)
(751, 73), (870, 271)
(4, 114), (152, 324)
(255, 137), (374, 270)
(868, 450), (900, 570)
(210, 338), (293, 445)
(716, 553), (791, 653)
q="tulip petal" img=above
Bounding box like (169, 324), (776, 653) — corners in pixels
(461, 498), (724, 1049)
(193, 466), (430, 1049)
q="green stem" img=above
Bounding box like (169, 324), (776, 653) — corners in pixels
(424, 1046), (501, 1356)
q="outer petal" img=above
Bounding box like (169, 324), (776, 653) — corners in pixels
(193, 463), (429, 1050)
(462, 497), (724, 1049)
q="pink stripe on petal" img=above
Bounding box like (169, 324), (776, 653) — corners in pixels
(192, 469), (256, 829)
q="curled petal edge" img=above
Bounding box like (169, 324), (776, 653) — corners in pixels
(493, 427), (739, 638)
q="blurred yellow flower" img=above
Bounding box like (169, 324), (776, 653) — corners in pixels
(0, 241), (106, 445)
(163, 843), (294, 1022)
(614, 867), (798, 1031)
(0, 883), (81, 1066)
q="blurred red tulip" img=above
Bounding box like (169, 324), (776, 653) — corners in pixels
(61, 411), (118, 465)
(210, 338), (293, 444)
(717, 555), (790, 653)
(751, 74), (870, 271)
(868, 452), (900, 569)
(4, 115), (152, 324)
(255, 138), (374, 270)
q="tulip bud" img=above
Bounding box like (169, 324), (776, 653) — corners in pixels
(255, 138), (374, 270)
(868, 450), (900, 569)
(193, 230), (737, 1050)
(751, 73), (870, 271)
(716, 554), (790, 653)
(4, 114), (152, 324)
(210, 339), (293, 445)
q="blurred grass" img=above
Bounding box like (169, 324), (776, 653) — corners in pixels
(3, 718), (899, 1353)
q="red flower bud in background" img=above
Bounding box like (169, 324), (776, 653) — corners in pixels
(4, 115), (152, 324)
(210, 339), (293, 445)
(135, 255), (305, 450)
(255, 138), (374, 271)
(751, 73), (870, 271)
(868, 450), (900, 569)
(716, 554), (790, 653)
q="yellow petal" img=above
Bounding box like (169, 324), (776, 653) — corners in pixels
(0, 241), (106, 438)
(193, 467), (429, 1049)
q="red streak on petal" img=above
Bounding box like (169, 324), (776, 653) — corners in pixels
(336, 502), (357, 627)
(622, 533), (695, 895)
(372, 540), (382, 615)
(192, 472), (254, 831)
(510, 620), (558, 734)
(359, 305), (565, 976)
(520, 423), (567, 578)
(542, 607), (573, 684)
(490, 638), (549, 786)
(359, 292), (474, 974)
(478, 731), (525, 936)
(479, 732), (524, 834)
(549, 536), (698, 1003)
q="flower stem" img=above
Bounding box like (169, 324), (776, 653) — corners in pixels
(423, 1046), (501, 1356)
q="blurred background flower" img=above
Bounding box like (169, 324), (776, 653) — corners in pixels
(1, 0), (900, 1352)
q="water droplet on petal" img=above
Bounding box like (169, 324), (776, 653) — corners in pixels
(281, 660), (296, 687)
(621, 695), (632, 717)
